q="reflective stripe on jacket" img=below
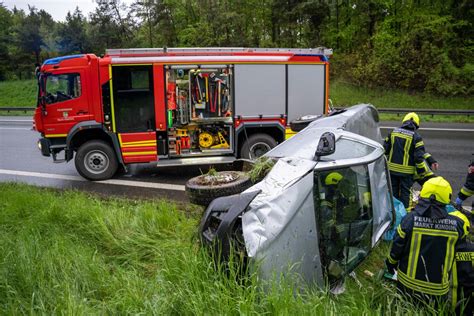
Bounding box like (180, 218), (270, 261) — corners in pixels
(451, 240), (474, 310)
(384, 121), (428, 176)
(388, 198), (466, 296)
(459, 171), (474, 200)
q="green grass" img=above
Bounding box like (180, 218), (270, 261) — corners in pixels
(0, 80), (36, 107)
(330, 79), (474, 110)
(0, 183), (447, 314)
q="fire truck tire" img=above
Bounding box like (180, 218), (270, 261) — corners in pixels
(240, 133), (277, 160)
(75, 140), (118, 181)
(186, 171), (252, 207)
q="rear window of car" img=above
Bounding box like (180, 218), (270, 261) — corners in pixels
(324, 137), (375, 160)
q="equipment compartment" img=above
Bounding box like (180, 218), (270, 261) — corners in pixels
(165, 65), (233, 157)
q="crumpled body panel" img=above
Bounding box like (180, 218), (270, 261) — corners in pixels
(239, 104), (392, 288)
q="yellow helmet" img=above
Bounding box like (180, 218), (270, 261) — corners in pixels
(402, 112), (420, 128)
(325, 172), (343, 186)
(420, 176), (452, 204)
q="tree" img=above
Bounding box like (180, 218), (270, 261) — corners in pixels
(88, 0), (136, 52)
(0, 4), (12, 80)
(57, 7), (89, 54)
(16, 6), (44, 64)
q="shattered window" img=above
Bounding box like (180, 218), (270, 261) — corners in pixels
(314, 165), (373, 283)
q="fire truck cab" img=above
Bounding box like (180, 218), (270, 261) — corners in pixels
(34, 47), (331, 180)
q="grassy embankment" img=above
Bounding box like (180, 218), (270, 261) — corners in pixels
(0, 80), (36, 115)
(330, 80), (474, 123)
(0, 183), (446, 314)
(0, 79), (472, 122)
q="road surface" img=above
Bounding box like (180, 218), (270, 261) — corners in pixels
(0, 116), (473, 203)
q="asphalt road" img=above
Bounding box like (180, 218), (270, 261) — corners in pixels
(1, 116), (473, 203)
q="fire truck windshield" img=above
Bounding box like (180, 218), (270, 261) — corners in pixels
(43, 73), (81, 105)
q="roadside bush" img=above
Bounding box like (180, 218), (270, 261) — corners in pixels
(337, 14), (473, 96)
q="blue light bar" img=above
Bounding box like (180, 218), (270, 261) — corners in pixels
(43, 54), (85, 66)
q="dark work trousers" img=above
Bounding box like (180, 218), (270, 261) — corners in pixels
(454, 288), (473, 316)
(390, 173), (414, 208)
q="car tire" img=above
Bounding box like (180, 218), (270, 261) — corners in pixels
(240, 133), (277, 160)
(290, 115), (322, 132)
(186, 171), (252, 207)
(75, 140), (118, 181)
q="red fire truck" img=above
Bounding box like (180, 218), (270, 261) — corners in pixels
(34, 47), (331, 180)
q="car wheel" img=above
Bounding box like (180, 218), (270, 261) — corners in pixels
(186, 171), (252, 207)
(290, 114), (322, 132)
(75, 140), (118, 180)
(240, 133), (277, 160)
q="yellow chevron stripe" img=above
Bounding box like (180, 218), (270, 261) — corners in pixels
(45, 134), (67, 138)
(122, 140), (156, 145)
(122, 151), (157, 156)
(121, 143), (157, 148)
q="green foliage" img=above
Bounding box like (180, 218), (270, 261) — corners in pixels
(0, 183), (444, 314)
(247, 157), (275, 183)
(57, 8), (89, 54)
(332, 1), (473, 96)
(0, 0), (472, 97)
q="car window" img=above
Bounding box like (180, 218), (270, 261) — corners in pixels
(45, 73), (81, 104)
(314, 165), (373, 283)
(324, 138), (375, 160)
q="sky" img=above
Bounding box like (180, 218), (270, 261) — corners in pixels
(3, 0), (133, 21)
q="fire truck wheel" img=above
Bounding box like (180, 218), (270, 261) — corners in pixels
(75, 140), (118, 180)
(185, 171), (252, 207)
(240, 134), (277, 160)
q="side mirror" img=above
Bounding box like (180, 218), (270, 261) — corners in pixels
(315, 132), (336, 159)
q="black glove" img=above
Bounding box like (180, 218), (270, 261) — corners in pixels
(385, 259), (397, 275)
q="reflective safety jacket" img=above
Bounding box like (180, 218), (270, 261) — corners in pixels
(414, 152), (437, 185)
(451, 239), (474, 313)
(384, 121), (434, 176)
(458, 164), (474, 201)
(388, 199), (468, 296)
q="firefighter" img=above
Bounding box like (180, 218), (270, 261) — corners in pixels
(384, 112), (439, 208)
(385, 176), (468, 306)
(320, 172), (352, 279)
(321, 172), (346, 236)
(451, 237), (474, 315)
(414, 153), (437, 186)
(406, 153), (438, 212)
(455, 161), (474, 209)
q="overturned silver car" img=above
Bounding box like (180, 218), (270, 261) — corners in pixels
(199, 104), (394, 287)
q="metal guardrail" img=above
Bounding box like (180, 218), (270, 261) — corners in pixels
(377, 108), (473, 117)
(336, 107), (473, 117)
(0, 107), (35, 113)
(0, 106), (472, 117)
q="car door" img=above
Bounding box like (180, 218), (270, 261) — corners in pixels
(111, 65), (157, 163)
(42, 69), (90, 138)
